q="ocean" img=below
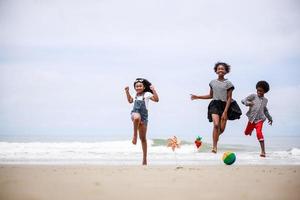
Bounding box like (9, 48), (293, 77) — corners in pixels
(0, 135), (299, 165)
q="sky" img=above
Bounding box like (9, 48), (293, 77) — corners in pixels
(0, 0), (300, 141)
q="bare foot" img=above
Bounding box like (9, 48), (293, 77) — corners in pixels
(132, 135), (137, 145)
(211, 148), (217, 154)
(260, 153), (266, 157)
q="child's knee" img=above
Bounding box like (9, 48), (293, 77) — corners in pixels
(133, 117), (141, 123)
(132, 114), (141, 121)
(213, 123), (219, 130)
(139, 136), (146, 142)
(256, 131), (264, 141)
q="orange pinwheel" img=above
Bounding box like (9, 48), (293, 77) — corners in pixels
(167, 136), (181, 151)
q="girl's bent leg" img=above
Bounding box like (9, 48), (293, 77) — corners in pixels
(220, 118), (228, 135)
(212, 114), (220, 153)
(131, 113), (141, 145)
(138, 123), (148, 165)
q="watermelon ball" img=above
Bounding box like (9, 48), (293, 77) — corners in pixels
(222, 152), (236, 165)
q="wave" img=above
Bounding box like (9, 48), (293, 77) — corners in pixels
(289, 148), (300, 156)
(0, 141), (299, 165)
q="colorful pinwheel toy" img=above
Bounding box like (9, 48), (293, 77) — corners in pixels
(167, 136), (181, 152)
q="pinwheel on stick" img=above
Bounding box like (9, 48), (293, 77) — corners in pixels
(167, 136), (181, 151)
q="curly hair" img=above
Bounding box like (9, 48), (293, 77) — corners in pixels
(256, 81), (270, 93)
(214, 62), (231, 73)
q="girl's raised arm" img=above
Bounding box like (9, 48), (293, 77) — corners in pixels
(125, 86), (133, 103)
(150, 85), (159, 102)
(190, 88), (213, 100)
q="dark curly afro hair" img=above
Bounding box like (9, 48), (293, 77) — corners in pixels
(256, 80), (270, 93)
(133, 78), (153, 94)
(214, 62), (231, 73)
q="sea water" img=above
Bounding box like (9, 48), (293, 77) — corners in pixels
(0, 135), (299, 165)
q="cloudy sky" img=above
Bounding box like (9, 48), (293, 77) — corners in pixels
(0, 0), (299, 141)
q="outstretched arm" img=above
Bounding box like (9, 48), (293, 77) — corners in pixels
(241, 94), (255, 106)
(125, 86), (133, 103)
(150, 85), (159, 102)
(190, 88), (213, 100)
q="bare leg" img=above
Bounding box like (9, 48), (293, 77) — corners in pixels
(259, 141), (266, 157)
(138, 123), (148, 165)
(131, 113), (141, 145)
(211, 114), (220, 153)
(220, 117), (228, 135)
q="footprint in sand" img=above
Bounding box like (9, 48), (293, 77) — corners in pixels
(94, 182), (101, 186)
(175, 166), (183, 170)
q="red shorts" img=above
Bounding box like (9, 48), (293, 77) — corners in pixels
(244, 120), (264, 141)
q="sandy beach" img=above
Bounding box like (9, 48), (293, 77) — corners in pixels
(0, 165), (299, 200)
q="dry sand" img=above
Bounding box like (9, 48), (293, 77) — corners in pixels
(0, 165), (299, 200)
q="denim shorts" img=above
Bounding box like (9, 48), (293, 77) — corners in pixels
(131, 100), (148, 125)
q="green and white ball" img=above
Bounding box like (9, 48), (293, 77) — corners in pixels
(222, 152), (236, 165)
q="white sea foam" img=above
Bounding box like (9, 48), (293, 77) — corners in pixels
(0, 141), (299, 165)
(290, 148), (300, 156)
